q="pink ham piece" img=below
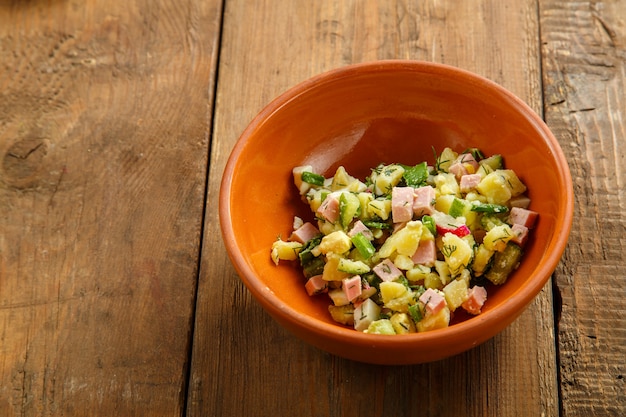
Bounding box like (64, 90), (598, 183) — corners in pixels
(449, 153), (479, 180)
(305, 275), (328, 296)
(413, 185), (436, 217)
(509, 207), (538, 228)
(348, 220), (374, 240)
(342, 275), (362, 302)
(317, 193), (340, 223)
(462, 286), (487, 315)
(448, 162), (468, 179)
(373, 259), (403, 282)
(510, 223), (529, 246)
(411, 239), (437, 266)
(392, 186), (415, 223)
(290, 222), (320, 243)
(419, 288), (447, 315)
(459, 173), (482, 193)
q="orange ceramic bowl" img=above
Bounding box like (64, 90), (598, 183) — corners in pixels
(220, 60), (573, 365)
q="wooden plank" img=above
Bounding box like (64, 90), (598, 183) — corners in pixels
(0, 0), (222, 415)
(190, 1), (559, 416)
(540, 1), (626, 416)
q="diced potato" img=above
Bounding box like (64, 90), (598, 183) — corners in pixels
(330, 166), (356, 191)
(393, 254), (414, 271)
(373, 164), (405, 195)
(328, 288), (350, 306)
(435, 194), (456, 214)
(434, 260), (451, 286)
(378, 220), (423, 258)
(380, 282), (416, 313)
(483, 224), (513, 252)
(441, 233), (474, 275)
(305, 188), (325, 212)
(318, 220), (341, 236)
(379, 281), (408, 303)
(443, 278), (470, 311)
(499, 169), (527, 196)
(406, 264), (432, 283)
(476, 171), (512, 205)
(319, 230), (352, 254)
(417, 306), (451, 332)
(390, 313), (416, 334)
(437, 147), (458, 173)
(473, 244), (495, 276)
(357, 192), (374, 219)
(367, 198), (392, 220)
(434, 173), (460, 196)
(328, 304), (355, 325)
(464, 191), (487, 204)
(322, 254), (351, 281)
(270, 239), (303, 265)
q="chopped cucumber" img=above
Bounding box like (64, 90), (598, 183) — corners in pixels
(422, 215), (437, 236)
(339, 192), (361, 229)
(449, 198), (468, 218)
(351, 233), (376, 259)
(337, 258), (371, 274)
(481, 154), (503, 170)
(485, 242), (523, 285)
(301, 171), (325, 186)
(362, 220), (392, 230)
(471, 202), (509, 214)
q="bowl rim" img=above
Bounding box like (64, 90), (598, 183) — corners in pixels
(219, 59), (574, 351)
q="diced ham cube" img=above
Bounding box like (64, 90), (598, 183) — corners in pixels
(510, 223), (529, 246)
(290, 222), (320, 243)
(456, 152), (479, 170)
(413, 185), (436, 217)
(459, 173), (482, 193)
(462, 286), (487, 315)
(509, 207), (538, 229)
(342, 275), (362, 302)
(317, 193), (340, 223)
(419, 288), (447, 315)
(448, 162), (468, 179)
(450, 153), (480, 180)
(411, 239), (437, 266)
(305, 275), (328, 296)
(373, 259), (403, 282)
(392, 187), (415, 223)
(348, 220), (374, 240)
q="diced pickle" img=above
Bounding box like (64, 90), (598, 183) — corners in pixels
(485, 242), (523, 285)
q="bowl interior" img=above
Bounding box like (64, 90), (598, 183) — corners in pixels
(222, 62), (571, 344)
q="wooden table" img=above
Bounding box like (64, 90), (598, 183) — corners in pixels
(1, 1), (624, 416)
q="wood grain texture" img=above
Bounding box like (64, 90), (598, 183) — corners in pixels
(0, 0), (222, 415)
(190, 1), (559, 416)
(540, 1), (626, 415)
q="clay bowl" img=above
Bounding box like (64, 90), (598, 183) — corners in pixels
(219, 60), (573, 365)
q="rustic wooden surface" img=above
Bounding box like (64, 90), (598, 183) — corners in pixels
(540, 1), (626, 415)
(0, 0), (222, 415)
(0, 0), (624, 416)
